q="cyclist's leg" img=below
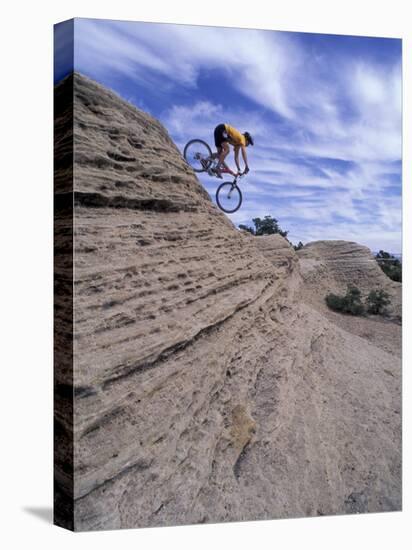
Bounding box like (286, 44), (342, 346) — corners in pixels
(217, 141), (230, 170)
(211, 148), (219, 160)
(213, 125), (232, 175)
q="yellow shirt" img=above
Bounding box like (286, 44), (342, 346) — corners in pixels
(224, 124), (246, 147)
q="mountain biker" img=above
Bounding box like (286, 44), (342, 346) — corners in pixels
(212, 123), (254, 178)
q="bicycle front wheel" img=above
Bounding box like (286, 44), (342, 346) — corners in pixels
(216, 182), (243, 213)
(183, 139), (212, 172)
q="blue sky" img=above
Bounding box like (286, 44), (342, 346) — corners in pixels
(56, 18), (402, 252)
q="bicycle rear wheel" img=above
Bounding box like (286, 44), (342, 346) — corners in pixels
(216, 182), (242, 213)
(183, 139), (212, 172)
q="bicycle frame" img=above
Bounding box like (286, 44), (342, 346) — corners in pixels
(232, 173), (245, 184)
(189, 142), (246, 182)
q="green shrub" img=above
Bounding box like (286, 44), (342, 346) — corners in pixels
(238, 224), (255, 235)
(325, 293), (345, 311)
(325, 286), (365, 315)
(366, 289), (391, 315)
(326, 286), (391, 316)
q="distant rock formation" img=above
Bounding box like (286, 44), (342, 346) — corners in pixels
(298, 240), (401, 318)
(54, 73), (401, 531)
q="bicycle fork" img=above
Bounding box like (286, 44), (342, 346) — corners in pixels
(226, 183), (237, 199)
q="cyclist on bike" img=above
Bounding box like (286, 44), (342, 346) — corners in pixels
(212, 123), (254, 178)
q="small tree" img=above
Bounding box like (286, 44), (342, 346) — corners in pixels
(293, 241), (304, 251)
(366, 289), (391, 315)
(254, 216), (288, 237)
(238, 215), (288, 237)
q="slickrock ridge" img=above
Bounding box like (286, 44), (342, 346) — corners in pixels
(298, 240), (401, 317)
(297, 241), (401, 355)
(54, 73), (401, 531)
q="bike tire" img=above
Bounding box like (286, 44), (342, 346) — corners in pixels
(216, 182), (243, 213)
(183, 139), (213, 172)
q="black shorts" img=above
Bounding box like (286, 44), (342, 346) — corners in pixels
(214, 124), (229, 148)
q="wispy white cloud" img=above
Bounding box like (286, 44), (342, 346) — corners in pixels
(75, 19), (301, 118)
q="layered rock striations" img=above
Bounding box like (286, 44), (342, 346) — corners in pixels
(54, 73), (401, 531)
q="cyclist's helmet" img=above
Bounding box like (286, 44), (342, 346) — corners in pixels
(244, 132), (254, 146)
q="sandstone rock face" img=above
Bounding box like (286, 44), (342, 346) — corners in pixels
(54, 73), (401, 531)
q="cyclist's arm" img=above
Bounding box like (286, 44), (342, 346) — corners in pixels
(234, 146), (242, 172)
(241, 146), (249, 173)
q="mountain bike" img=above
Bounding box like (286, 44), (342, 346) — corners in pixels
(183, 138), (245, 213)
